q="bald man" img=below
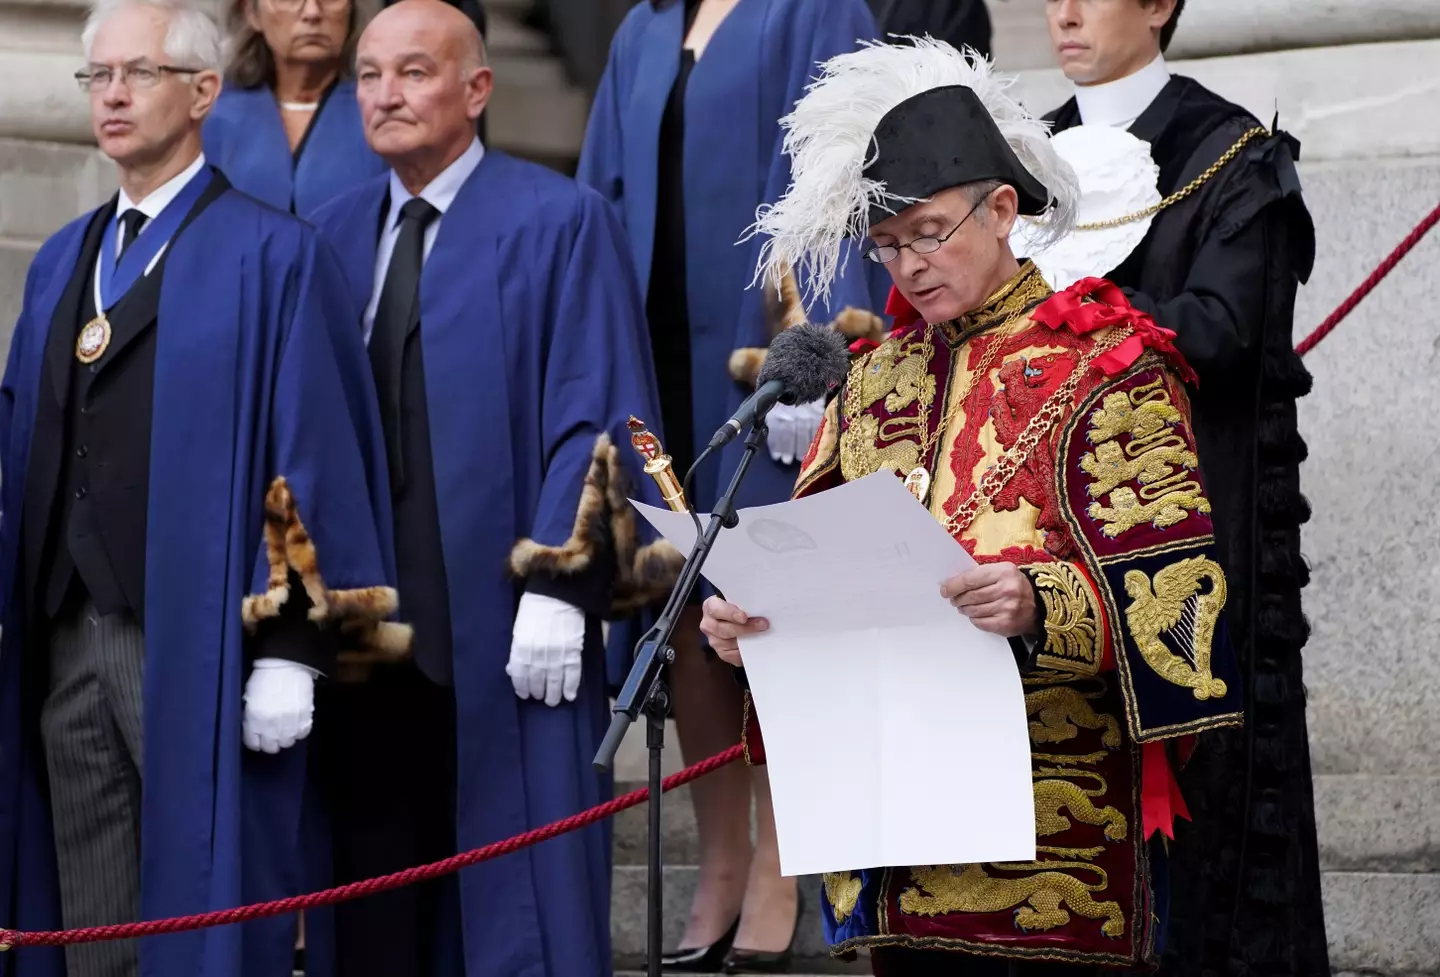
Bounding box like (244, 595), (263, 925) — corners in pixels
(310, 2), (668, 975)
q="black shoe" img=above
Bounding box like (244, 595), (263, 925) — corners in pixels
(661, 917), (741, 973)
(722, 946), (793, 974)
(722, 902), (800, 974)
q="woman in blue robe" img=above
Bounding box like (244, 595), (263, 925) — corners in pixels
(205, 0), (385, 218)
(577, 0), (885, 968)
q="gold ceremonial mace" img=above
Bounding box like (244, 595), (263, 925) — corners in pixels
(627, 416), (688, 513)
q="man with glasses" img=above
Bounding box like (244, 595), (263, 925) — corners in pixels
(0, 1), (398, 976)
(704, 38), (1245, 975)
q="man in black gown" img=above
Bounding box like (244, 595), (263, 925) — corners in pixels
(1041, 2), (1327, 975)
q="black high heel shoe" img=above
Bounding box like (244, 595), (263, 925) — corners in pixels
(661, 916), (741, 973)
(722, 899), (801, 974)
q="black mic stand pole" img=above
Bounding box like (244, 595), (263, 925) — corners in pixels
(594, 420), (769, 977)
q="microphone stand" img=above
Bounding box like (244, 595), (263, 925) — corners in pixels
(594, 419), (769, 977)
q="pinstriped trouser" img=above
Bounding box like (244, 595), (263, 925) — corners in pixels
(41, 600), (144, 977)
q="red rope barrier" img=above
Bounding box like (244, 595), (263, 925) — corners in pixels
(1296, 199), (1440, 356)
(0, 744), (745, 950)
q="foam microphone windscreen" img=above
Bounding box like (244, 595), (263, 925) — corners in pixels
(756, 324), (852, 405)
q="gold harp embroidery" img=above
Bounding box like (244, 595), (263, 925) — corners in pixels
(1123, 556), (1229, 700)
(1028, 564), (1102, 675)
(823, 872), (863, 923)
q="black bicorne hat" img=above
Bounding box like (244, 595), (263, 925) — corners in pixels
(864, 85), (1051, 224)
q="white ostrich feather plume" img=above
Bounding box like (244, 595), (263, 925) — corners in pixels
(744, 36), (1079, 308)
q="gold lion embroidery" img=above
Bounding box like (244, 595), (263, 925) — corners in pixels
(823, 872), (862, 924)
(839, 337), (937, 481)
(1123, 556), (1229, 700)
(1028, 564), (1101, 674)
(1026, 686), (1122, 750)
(841, 413), (921, 480)
(1088, 485), (1210, 537)
(1033, 769), (1127, 842)
(855, 340), (935, 415)
(1080, 439), (1198, 498)
(899, 861), (1125, 938)
(1082, 379), (1209, 537)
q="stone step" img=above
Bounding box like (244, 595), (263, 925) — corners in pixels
(1322, 871), (1440, 976)
(612, 866), (838, 963)
(1315, 775), (1440, 873)
(484, 9), (586, 163)
(613, 781), (703, 867)
(486, 10), (550, 56)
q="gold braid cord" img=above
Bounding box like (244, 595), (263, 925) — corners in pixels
(1074, 126), (1268, 232)
(943, 327), (1134, 537)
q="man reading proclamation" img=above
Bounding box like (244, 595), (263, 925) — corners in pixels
(702, 39), (1242, 975)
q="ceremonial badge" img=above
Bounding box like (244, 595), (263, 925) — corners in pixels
(903, 465), (931, 503)
(76, 314), (111, 364)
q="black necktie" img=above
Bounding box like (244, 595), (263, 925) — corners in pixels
(116, 210), (149, 264)
(370, 196), (441, 493)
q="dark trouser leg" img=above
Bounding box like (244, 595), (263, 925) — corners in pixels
(320, 663), (457, 977)
(40, 603), (145, 977)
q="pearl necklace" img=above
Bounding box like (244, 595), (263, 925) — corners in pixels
(279, 100), (319, 112)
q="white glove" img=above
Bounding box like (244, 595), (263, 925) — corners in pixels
(507, 593), (586, 707)
(242, 658), (317, 754)
(765, 398), (826, 465)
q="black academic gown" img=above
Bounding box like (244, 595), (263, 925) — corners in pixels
(1047, 77), (1328, 977)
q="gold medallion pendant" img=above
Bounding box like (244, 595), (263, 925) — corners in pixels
(75, 314), (111, 364)
(903, 465), (931, 503)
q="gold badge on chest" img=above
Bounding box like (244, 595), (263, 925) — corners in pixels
(76, 313), (111, 364)
(903, 465), (931, 502)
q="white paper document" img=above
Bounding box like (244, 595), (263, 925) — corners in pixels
(634, 472), (1036, 878)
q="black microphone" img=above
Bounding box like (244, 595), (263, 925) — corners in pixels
(708, 323), (851, 450)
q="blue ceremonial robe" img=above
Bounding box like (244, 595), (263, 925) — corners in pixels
(313, 150), (666, 977)
(577, 0), (887, 511)
(204, 81), (386, 219)
(0, 176), (394, 977)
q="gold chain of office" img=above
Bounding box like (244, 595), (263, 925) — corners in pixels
(1073, 125), (1270, 232)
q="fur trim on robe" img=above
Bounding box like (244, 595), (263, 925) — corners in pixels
(241, 476), (412, 679)
(507, 434), (683, 616)
(728, 267), (887, 387)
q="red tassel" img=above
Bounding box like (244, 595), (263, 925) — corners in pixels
(1141, 740), (1190, 839)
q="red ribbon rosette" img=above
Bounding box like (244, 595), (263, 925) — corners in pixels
(1032, 277), (1198, 387)
(885, 284), (923, 331)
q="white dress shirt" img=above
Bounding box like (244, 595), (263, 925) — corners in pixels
(1073, 54), (1171, 130)
(95, 152), (207, 292)
(363, 138), (487, 342)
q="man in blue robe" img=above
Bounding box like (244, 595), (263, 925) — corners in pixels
(310, 3), (672, 975)
(0, 1), (400, 977)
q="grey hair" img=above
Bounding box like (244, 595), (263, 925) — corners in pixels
(82, 0), (224, 70)
(965, 179), (1006, 220)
